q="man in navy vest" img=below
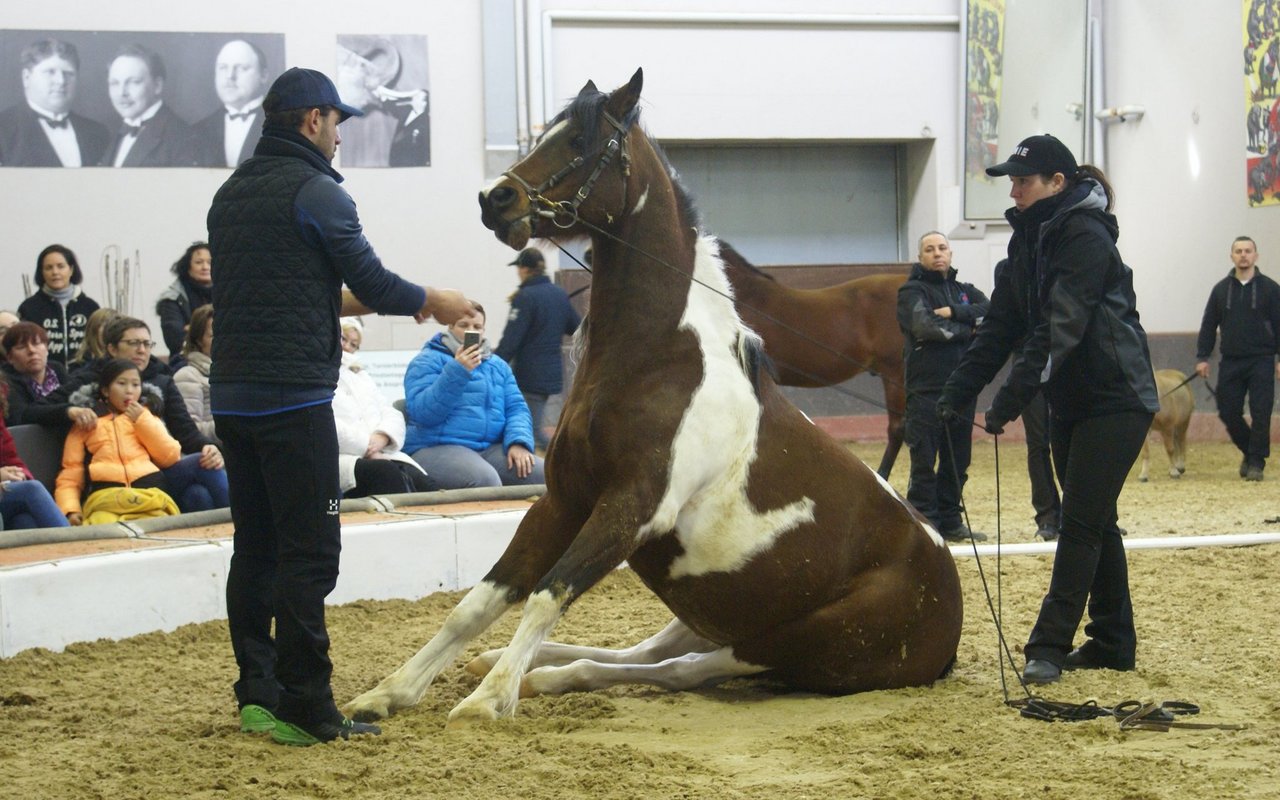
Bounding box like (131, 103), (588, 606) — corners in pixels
(207, 67), (470, 746)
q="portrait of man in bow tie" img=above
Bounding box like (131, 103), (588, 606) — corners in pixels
(103, 43), (197, 168)
(193, 39), (272, 168)
(0, 37), (110, 167)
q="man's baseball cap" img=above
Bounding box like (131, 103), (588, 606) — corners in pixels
(263, 67), (364, 121)
(985, 134), (1078, 178)
(508, 248), (545, 268)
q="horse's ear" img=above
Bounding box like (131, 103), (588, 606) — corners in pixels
(606, 68), (643, 119)
(578, 80), (598, 97)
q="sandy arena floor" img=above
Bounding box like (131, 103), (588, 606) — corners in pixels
(0, 440), (1276, 799)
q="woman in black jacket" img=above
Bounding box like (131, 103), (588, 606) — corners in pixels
(155, 242), (213, 366)
(17, 244), (100, 370)
(938, 134), (1159, 685)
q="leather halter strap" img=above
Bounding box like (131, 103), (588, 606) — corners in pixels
(504, 110), (631, 228)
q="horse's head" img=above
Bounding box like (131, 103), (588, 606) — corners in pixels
(479, 68), (644, 250)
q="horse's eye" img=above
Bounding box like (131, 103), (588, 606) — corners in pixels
(568, 135), (585, 151)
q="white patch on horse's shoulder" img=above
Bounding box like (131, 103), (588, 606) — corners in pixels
(919, 521), (946, 548)
(640, 236), (815, 578)
(631, 185), (649, 215)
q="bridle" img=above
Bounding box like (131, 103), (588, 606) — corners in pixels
(502, 110), (632, 229)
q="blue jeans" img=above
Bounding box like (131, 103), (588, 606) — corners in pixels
(410, 442), (545, 490)
(161, 453), (230, 513)
(0, 479), (69, 529)
(522, 391), (550, 450)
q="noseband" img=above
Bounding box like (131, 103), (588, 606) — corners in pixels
(503, 111), (631, 229)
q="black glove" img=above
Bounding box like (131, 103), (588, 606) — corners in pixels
(983, 410), (1007, 435)
(936, 396), (961, 423)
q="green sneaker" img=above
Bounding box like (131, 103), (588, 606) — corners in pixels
(271, 717), (381, 747)
(239, 704), (277, 733)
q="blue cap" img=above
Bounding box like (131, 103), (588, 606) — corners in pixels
(263, 67), (364, 121)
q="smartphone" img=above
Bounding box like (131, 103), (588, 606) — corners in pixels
(463, 330), (481, 350)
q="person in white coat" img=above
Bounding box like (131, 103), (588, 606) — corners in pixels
(335, 317), (434, 496)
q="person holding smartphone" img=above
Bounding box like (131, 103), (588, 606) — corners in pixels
(403, 303), (544, 489)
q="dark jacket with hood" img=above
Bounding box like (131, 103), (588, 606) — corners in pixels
(897, 263), (989, 394)
(1195, 268), (1280, 361)
(156, 273), (213, 358)
(941, 179), (1159, 424)
(206, 126), (426, 414)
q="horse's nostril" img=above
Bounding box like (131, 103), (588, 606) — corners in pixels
(488, 185), (516, 209)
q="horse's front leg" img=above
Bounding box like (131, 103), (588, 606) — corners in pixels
(465, 616), (715, 677)
(343, 496), (584, 722)
(447, 494), (647, 726)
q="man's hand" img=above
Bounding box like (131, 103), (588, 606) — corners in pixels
(1195, 361), (1210, 380)
(199, 444), (224, 470)
(507, 444), (535, 478)
(421, 288), (472, 325)
(934, 306), (953, 319)
(935, 396), (961, 423)
(983, 410), (1007, 435)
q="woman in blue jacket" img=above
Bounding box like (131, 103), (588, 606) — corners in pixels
(404, 304), (544, 489)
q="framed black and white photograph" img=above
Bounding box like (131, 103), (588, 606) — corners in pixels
(335, 33), (430, 168)
(0, 29), (284, 168)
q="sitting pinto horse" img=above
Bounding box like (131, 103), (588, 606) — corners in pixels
(344, 69), (962, 727)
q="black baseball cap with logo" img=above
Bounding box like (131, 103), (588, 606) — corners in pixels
(263, 67), (364, 122)
(985, 134), (1078, 178)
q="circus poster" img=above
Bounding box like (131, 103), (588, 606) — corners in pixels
(1244, 0), (1280, 206)
(964, 0), (1005, 182)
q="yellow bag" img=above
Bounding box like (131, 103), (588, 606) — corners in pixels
(81, 486), (180, 525)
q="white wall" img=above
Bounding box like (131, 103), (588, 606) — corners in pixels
(4, 0), (1276, 350)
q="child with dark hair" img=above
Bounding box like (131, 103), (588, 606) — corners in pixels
(55, 359), (182, 525)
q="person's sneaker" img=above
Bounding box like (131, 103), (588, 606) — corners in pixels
(1023, 659), (1061, 684)
(1245, 465), (1264, 482)
(271, 716), (382, 746)
(239, 704), (277, 733)
(940, 524), (988, 543)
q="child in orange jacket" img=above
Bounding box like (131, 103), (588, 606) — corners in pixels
(56, 359), (182, 525)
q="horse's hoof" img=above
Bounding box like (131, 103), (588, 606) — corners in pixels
(464, 654), (497, 678)
(446, 700), (501, 728)
(1169, 471), (1181, 480)
(342, 693), (391, 722)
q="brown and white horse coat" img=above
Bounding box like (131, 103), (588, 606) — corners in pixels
(344, 69), (962, 727)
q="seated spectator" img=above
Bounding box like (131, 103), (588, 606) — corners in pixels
(57, 359), (181, 525)
(404, 304), (545, 489)
(1, 391), (68, 530)
(173, 304), (217, 443)
(335, 317), (434, 497)
(18, 244), (101, 369)
(2, 321), (96, 431)
(156, 242), (213, 368)
(0, 310), (18, 355)
(58, 315), (228, 513)
(70, 307), (120, 369)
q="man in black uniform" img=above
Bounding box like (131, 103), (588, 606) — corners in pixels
(897, 231), (991, 542)
(1195, 235), (1280, 481)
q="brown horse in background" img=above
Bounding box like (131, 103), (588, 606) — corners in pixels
(343, 68), (961, 727)
(720, 244), (907, 477)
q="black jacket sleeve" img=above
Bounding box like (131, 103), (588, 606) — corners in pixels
(940, 267), (1025, 411)
(1195, 282), (1223, 360)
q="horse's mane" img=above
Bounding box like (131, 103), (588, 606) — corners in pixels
(546, 85), (701, 230)
(716, 242), (776, 282)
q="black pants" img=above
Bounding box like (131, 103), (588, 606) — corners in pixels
(217, 404), (344, 727)
(1022, 392), (1061, 530)
(345, 457), (437, 498)
(1216, 355), (1274, 467)
(905, 392), (973, 531)
(1024, 410), (1152, 667)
